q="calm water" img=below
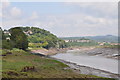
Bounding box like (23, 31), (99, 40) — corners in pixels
(52, 50), (118, 74)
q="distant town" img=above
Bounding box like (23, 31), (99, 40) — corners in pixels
(63, 38), (120, 46)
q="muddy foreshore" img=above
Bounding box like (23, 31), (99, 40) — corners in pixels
(49, 57), (119, 79)
(32, 53), (119, 79)
(30, 48), (68, 55)
(83, 47), (120, 60)
(31, 47), (120, 79)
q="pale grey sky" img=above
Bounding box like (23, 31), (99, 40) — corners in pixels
(1, 1), (118, 37)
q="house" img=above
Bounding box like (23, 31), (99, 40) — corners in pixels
(64, 40), (69, 42)
(110, 43), (120, 45)
(6, 37), (10, 40)
(24, 30), (33, 36)
(4, 30), (11, 36)
(64, 39), (91, 43)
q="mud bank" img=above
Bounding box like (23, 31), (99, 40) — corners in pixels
(30, 48), (67, 55)
(31, 52), (119, 78)
(80, 47), (120, 60)
(50, 57), (119, 78)
(31, 47), (119, 78)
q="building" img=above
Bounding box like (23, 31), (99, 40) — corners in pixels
(110, 43), (120, 45)
(23, 30), (33, 36)
(64, 39), (91, 43)
(4, 30), (11, 36)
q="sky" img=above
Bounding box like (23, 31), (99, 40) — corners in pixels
(0, 0), (118, 37)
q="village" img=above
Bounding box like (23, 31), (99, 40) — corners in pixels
(64, 39), (120, 46)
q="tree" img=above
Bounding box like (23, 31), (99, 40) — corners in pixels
(21, 27), (67, 49)
(9, 27), (28, 50)
(0, 28), (12, 49)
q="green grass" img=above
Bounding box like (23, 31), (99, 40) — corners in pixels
(1, 49), (118, 79)
(67, 41), (99, 47)
(28, 47), (43, 50)
(96, 45), (120, 49)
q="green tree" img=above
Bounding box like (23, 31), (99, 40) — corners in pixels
(9, 27), (28, 50)
(0, 28), (13, 49)
(21, 27), (67, 49)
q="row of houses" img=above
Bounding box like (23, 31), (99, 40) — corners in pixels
(3, 30), (33, 40)
(65, 39), (120, 46)
(64, 39), (91, 43)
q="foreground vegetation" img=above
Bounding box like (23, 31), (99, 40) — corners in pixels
(1, 49), (104, 78)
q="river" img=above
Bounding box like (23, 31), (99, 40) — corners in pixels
(51, 49), (119, 78)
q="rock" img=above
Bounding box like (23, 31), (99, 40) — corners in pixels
(4, 70), (19, 76)
(21, 66), (36, 72)
(6, 52), (12, 54)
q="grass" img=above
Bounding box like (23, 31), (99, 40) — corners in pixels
(1, 49), (118, 79)
(96, 45), (120, 49)
(67, 41), (99, 47)
(27, 47), (43, 50)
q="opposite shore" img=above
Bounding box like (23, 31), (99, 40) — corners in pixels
(30, 46), (119, 60)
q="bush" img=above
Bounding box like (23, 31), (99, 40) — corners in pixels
(1, 49), (11, 56)
(2, 40), (13, 50)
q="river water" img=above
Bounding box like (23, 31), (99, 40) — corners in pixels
(52, 49), (118, 75)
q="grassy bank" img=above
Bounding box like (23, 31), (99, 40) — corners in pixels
(1, 49), (116, 79)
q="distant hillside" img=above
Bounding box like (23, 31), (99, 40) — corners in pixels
(60, 37), (89, 40)
(60, 35), (119, 43)
(59, 37), (98, 47)
(85, 35), (118, 43)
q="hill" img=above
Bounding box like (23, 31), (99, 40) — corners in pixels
(86, 35), (119, 43)
(60, 35), (119, 43)
(22, 27), (67, 49)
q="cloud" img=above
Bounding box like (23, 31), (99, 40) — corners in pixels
(10, 7), (22, 17)
(0, 13), (2, 17)
(65, 2), (118, 18)
(2, 12), (117, 37)
(1, 0), (10, 9)
(32, 13), (117, 37)
(0, 0), (10, 18)
(30, 11), (39, 20)
(64, 0), (118, 2)
(1, 2), (118, 37)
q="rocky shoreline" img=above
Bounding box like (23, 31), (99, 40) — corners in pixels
(60, 47), (120, 60)
(49, 57), (119, 78)
(31, 47), (120, 78)
(77, 47), (120, 60)
(32, 52), (119, 78)
(30, 47), (96, 56)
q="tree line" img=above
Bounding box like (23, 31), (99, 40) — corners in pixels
(1, 27), (68, 50)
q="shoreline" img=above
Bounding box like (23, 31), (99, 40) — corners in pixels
(31, 52), (119, 78)
(30, 46), (96, 56)
(30, 48), (68, 55)
(50, 57), (119, 78)
(30, 47), (119, 78)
